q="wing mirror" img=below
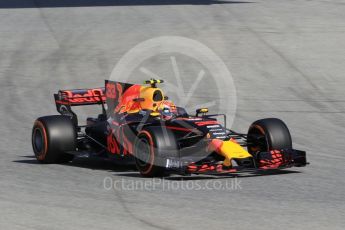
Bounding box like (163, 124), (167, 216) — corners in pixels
(196, 108), (208, 117)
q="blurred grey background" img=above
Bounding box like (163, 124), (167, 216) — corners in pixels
(0, 0), (344, 229)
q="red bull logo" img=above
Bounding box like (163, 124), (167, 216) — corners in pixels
(60, 88), (105, 104)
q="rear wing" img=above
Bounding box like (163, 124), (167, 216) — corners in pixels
(54, 88), (105, 125)
(54, 80), (140, 125)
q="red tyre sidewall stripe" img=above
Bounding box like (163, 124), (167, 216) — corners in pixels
(34, 120), (48, 160)
(252, 124), (265, 135)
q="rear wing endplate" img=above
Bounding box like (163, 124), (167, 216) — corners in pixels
(54, 88), (105, 126)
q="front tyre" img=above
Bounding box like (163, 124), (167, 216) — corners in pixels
(32, 115), (76, 163)
(247, 118), (292, 155)
(134, 127), (178, 177)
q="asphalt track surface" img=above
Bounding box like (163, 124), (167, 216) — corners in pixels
(1, 0), (345, 229)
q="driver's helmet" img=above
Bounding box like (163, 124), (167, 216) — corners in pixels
(161, 100), (177, 112)
(161, 105), (173, 120)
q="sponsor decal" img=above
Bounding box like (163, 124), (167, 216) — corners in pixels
(212, 132), (226, 135)
(166, 159), (180, 169)
(61, 88), (105, 104)
(106, 82), (117, 99)
(209, 128), (224, 131)
(107, 129), (119, 154)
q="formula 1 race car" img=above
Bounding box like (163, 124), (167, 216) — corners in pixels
(32, 79), (307, 177)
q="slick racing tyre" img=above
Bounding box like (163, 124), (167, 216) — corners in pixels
(247, 118), (292, 155)
(32, 115), (76, 163)
(134, 126), (178, 177)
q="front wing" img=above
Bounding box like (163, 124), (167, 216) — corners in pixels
(164, 148), (308, 175)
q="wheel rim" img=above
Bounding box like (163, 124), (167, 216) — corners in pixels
(135, 138), (151, 168)
(248, 126), (269, 154)
(33, 128), (44, 154)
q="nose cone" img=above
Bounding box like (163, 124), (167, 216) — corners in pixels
(208, 138), (252, 167)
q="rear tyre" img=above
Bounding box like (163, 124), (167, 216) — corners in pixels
(32, 115), (76, 163)
(134, 127), (178, 177)
(247, 118), (292, 155)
